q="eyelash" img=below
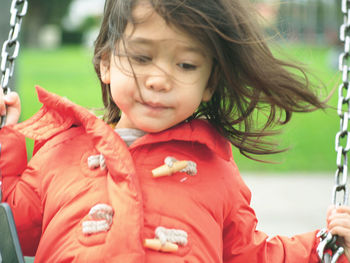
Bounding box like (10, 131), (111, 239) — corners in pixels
(178, 63), (197, 71)
(130, 55), (151, 64)
(129, 54), (198, 71)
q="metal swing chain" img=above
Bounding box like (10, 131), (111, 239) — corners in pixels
(316, 0), (350, 262)
(0, 0), (28, 128)
(0, 0), (28, 203)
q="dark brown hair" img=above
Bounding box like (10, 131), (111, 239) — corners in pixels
(93, 0), (325, 159)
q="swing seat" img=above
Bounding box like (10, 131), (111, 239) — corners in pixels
(0, 202), (24, 263)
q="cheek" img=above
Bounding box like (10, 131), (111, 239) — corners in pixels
(109, 70), (132, 93)
(109, 75), (136, 107)
(110, 84), (128, 104)
(110, 86), (130, 114)
(176, 91), (203, 114)
(110, 86), (119, 104)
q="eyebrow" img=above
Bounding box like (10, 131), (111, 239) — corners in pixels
(125, 37), (207, 58)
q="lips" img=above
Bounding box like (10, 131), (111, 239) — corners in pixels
(143, 101), (169, 109)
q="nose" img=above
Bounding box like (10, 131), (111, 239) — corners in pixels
(144, 67), (171, 92)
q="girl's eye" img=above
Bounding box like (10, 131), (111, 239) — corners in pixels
(178, 63), (197, 70)
(131, 55), (152, 64)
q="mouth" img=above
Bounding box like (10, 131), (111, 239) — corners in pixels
(142, 101), (170, 110)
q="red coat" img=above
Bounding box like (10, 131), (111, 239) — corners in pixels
(0, 87), (347, 262)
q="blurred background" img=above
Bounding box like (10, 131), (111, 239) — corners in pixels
(0, 1), (345, 169)
(0, 1), (348, 257)
(0, 0), (342, 169)
(2, 0), (341, 172)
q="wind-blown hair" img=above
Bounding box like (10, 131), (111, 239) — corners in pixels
(93, 0), (325, 159)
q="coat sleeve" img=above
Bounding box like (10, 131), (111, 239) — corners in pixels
(222, 169), (349, 263)
(0, 126), (42, 256)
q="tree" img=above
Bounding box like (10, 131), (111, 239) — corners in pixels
(22, 0), (74, 47)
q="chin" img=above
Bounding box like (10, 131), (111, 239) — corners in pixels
(138, 124), (170, 134)
(141, 127), (165, 133)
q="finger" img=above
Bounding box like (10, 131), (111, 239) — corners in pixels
(327, 205), (336, 218)
(5, 107), (20, 125)
(328, 210), (350, 225)
(4, 92), (20, 108)
(336, 206), (350, 215)
(0, 88), (5, 116)
(329, 211), (350, 222)
(329, 225), (350, 235)
(326, 205), (339, 225)
(4, 92), (20, 125)
(330, 210), (350, 219)
(328, 216), (350, 230)
(0, 91), (21, 126)
(327, 206), (350, 221)
(329, 226), (350, 247)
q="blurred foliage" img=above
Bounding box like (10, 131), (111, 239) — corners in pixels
(28, 0), (72, 24)
(22, 0), (74, 46)
(79, 16), (101, 32)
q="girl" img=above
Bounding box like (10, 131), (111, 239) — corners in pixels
(1, 0), (350, 262)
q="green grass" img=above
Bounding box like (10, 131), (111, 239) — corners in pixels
(232, 44), (341, 172)
(17, 44), (341, 172)
(19, 46), (102, 116)
(18, 46), (102, 158)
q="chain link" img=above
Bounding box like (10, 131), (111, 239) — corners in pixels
(335, 0), (350, 211)
(0, 0), (28, 204)
(317, 0), (350, 262)
(0, 0), (28, 128)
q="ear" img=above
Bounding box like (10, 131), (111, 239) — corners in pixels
(100, 59), (111, 84)
(202, 63), (218, 102)
(202, 87), (214, 102)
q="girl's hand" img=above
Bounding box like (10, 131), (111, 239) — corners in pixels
(327, 205), (350, 261)
(0, 87), (21, 125)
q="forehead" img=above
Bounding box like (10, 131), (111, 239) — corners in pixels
(125, 1), (206, 51)
(131, 0), (155, 21)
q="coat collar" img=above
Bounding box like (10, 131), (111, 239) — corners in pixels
(131, 120), (232, 161)
(16, 87), (232, 164)
(16, 86), (136, 177)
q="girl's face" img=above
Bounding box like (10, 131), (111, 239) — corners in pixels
(100, 1), (213, 132)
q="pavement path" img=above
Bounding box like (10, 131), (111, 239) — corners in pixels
(242, 173), (336, 237)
